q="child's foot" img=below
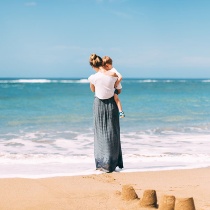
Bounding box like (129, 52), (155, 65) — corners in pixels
(119, 111), (125, 118)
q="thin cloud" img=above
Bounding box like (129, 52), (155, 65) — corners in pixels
(25, 2), (37, 7)
(95, 0), (133, 19)
(110, 10), (132, 19)
(182, 56), (210, 67)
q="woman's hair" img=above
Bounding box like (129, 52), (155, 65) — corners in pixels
(89, 54), (103, 68)
(102, 56), (113, 65)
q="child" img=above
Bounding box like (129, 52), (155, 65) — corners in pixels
(103, 56), (125, 118)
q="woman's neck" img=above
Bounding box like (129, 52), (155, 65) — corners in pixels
(98, 67), (107, 73)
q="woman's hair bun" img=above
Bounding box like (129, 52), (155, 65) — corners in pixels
(89, 53), (103, 68)
(90, 53), (97, 60)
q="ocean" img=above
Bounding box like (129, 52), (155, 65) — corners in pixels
(1, 78), (210, 178)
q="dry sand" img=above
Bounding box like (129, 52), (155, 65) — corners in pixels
(0, 167), (210, 210)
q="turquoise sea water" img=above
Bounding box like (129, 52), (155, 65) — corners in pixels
(1, 78), (210, 177)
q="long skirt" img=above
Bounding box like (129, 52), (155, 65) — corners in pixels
(93, 96), (123, 172)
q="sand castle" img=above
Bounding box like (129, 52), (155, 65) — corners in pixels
(121, 184), (138, 201)
(159, 195), (175, 210)
(121, 185), (196, 210)
(174, 197), (196, 210)
(139, 189), (158, 208)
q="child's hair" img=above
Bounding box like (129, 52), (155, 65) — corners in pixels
(102, 56), (113, 66)
(89, 54), (103, 68)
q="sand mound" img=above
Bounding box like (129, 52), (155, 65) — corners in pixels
(121, 185), (138, 201)
(158, 194), (175, 210)
(174, 197), (196, 210)
(139, 189), (157, 208)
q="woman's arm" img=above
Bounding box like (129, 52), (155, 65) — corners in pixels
(90, 83), (95, 92)
(105, 71), (121, 89)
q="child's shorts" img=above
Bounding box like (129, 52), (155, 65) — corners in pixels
(114, 89), (119, 95)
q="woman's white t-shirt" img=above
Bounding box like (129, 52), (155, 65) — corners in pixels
(88, 72), (118, 99)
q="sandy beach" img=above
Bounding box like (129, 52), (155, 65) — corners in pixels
(0, 168), (209, 210)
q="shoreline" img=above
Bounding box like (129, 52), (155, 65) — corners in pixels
(1, 164), (210, 179)
(0, 167), (209, 210)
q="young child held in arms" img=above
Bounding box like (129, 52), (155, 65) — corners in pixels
(103, 56), (125, 118)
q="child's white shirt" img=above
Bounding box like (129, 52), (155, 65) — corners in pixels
(109, 67), (122, 89)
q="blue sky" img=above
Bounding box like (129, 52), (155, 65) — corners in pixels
(0, 0), (210, 78)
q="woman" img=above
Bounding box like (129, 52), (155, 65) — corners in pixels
(88, 53), (123, 173)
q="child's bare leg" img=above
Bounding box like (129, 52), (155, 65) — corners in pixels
(114, 94), (123, 112)
(114, 89), (125, 118)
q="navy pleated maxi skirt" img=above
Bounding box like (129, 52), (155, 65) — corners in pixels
(93, 96), (123, 172)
